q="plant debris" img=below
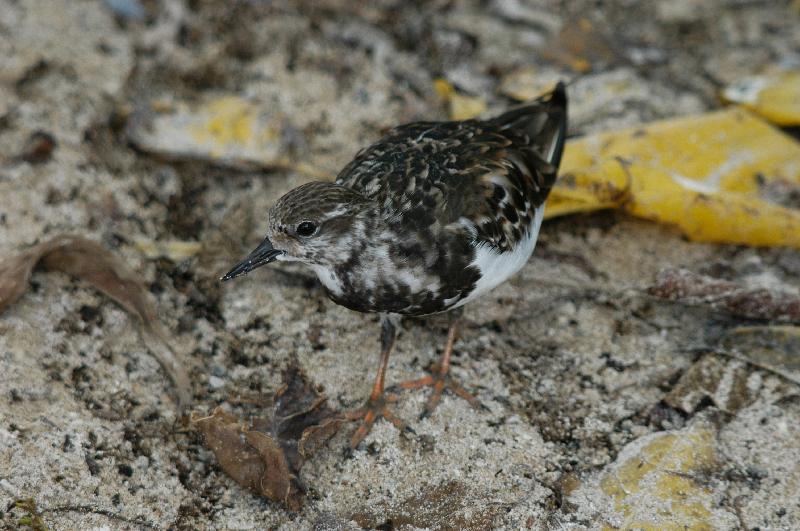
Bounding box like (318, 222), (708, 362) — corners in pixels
(552, 108), (800, 248)
(126, 95), (328, 178)
(0, 235), (192, 406)
(191, 365), (343, 510)
(648, 268), (800, 323)
(433, 78), (487, 120)
(134, 238), (202, 262)
(127, 96), (288, 171)
(499, 67), (561, 103)
(16, 130), (57, 165)
(666, 325), (800, 415)
(665, 354), (756, 414)
(722, 70), (800, 126)
(12, 499), (47, 531)
(718, 325), (800, 387)
(578, 420), (734, 529)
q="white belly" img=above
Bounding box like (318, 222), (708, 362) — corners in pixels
(452, 205), (544, 309)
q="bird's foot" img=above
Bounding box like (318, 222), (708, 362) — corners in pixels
(394, 363), (487, 418)
(344, 391), (413, 449)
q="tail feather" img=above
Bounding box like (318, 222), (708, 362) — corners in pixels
(492, 81), (568, 168)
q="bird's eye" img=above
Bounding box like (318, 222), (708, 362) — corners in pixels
(296, 221), (317, 237)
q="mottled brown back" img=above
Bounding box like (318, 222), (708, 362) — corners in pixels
(335, 83), (567, 252)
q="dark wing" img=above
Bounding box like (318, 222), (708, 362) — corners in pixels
(336, 83), (568, 251)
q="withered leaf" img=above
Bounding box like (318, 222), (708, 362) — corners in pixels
(193, 408), (298, 507)
(17, 130), (57, 164)
(667, 327), (800, 414)
(648, 268), (800, 323)
(0, 235), (192, 406)
(192, 365), (342, 510)
(665, 354), (755, 414)
(719, 325), (800, 387)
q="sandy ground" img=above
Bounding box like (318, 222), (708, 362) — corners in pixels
(1, 0), (800, 529)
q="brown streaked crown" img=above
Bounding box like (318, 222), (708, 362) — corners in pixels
(268, 182), (372, 235)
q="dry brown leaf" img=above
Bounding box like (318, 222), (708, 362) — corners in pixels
(193, 408), (299, 507)
(16, 130), (58, 165)
(192, 365), (342, 510)
(665, 354), (755, 414)
(718, 326), (800, 387)
(648, 268), (800, 323)
(0, 235), (192, 406)
(668, 326), (800, 414)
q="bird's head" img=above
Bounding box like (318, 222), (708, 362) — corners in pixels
(221, 181), (373, 280)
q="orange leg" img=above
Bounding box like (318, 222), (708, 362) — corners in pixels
(396, 313), (485, 418)
(345, 316), (411, 449)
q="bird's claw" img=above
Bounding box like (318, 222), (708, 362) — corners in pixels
(344, 392), (412, 449)
(393, 363), (486, 419)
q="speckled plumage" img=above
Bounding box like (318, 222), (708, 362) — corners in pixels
(228, 83), (567, 315)
(330, 84), (566, 314)
(223, 83), (568, 447)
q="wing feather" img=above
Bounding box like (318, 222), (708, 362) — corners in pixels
(336, 83), (568, 252)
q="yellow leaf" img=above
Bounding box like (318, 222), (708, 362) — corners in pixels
(433, 78), (455, 99)
(499, 67), (560, 102)
(550, 108), (800, 249)
(433, 78), (486, 120)
(128, 95), (290, 170)
(448, 93), (486, 121)
(135, 238), (202, 261)
(191, 96), (257, 147)
(598, 422), (719, 530)
(722, 70), (800, 126)
(546, 159), (630, 217)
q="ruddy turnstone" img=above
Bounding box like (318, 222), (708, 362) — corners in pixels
(223, 83), (568, 448)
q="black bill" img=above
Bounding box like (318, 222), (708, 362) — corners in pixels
(221, 237), (285, 281)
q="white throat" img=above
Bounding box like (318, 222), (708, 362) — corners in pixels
(310, 264), (344, 297)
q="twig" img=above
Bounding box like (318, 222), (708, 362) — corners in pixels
(43, 505), (158, 530)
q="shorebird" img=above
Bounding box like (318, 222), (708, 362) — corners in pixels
(223, 83), (568, 448)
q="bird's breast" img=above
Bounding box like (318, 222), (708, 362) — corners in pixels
(308, 206), (541, 316)
(310, 233), (482, 316)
